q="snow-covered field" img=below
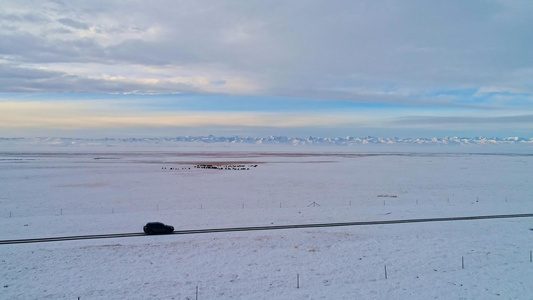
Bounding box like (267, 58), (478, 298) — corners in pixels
(1, 143), (532, 299)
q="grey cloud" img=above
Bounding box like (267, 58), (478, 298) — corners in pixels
(0, 12), (48, 23)
(105, 39), (178, 65)
(394, 115), (533, 126)
(0, 33), (105, 63)
(0, 64), (206, 94)
(0, 64), (63, 79)
(57, 18), (89, 30)
(0, 0), (532, 102)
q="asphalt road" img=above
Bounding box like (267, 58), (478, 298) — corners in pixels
(1, 213), (532, 245)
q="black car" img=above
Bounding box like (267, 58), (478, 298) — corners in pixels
(143, 222), (174, 234)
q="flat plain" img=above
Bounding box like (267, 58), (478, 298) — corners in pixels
(1, 146), (532, 299)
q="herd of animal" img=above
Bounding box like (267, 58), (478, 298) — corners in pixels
(162, 164), (259, 171)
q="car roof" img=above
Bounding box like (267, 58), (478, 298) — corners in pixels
(146, 222), (165, 225)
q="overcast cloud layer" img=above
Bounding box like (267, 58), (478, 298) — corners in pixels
(1, 1), (532, 137)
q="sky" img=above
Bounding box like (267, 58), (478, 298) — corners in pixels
(0, 0), (532, 138)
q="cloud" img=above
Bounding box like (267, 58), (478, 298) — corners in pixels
(0, 63), (63, 79)
(0, 0), (532, 110)
(393, 115), (533, 128)
(57, 18), (89, 30)
(0, 100), (372, 129)
(0, 63), (260, 94)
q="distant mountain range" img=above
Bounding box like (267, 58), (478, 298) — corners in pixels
(1, 136), (532, 146)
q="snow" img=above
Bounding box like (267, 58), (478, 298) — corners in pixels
(1, 143), (532, 299)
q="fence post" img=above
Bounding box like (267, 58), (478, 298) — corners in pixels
(297, 273), (300, 288)
(384, 265), (388, 279)
(462, 256), (464, 269)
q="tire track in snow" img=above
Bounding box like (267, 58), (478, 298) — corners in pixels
(2, 213), (533, 245)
